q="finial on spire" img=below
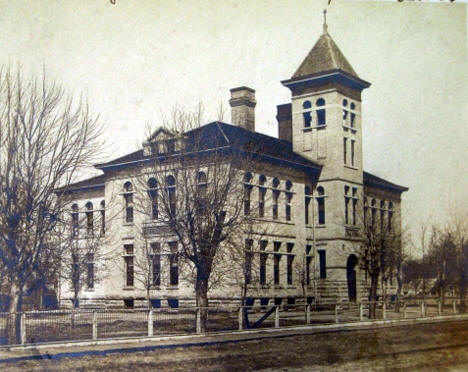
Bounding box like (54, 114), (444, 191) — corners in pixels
(323, 9), (328, 34)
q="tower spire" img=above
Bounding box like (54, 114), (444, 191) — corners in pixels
(323, 9), (328, 34)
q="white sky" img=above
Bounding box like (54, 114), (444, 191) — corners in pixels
(0, 0), (467, 254)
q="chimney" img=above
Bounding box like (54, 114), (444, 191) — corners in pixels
(276, 103), (292, 143)
(229, 86), (256, 132)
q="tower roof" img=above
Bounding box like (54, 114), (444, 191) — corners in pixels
(282, 11), (370, 92)
(292, 30), (358, 79)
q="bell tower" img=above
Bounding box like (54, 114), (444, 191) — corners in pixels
(281, 11), (371, 238)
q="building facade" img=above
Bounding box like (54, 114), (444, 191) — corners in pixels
(59, 21), (408, 308)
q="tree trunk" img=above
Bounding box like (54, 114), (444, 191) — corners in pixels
(395, 273), (403, 313)
(147, 287), (152, 309)
(7, 281), (23, 344)
(195, 275), (209, 332)
(369, 275), (379, 319)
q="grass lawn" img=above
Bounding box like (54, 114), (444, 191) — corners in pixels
(4, 320), (468, 371)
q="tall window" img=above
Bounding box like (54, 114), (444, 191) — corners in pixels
(148, 178), (158, 220)
(86, 202), (93, 236)
(243, 172), (253, 216)
(169, 242), (178, 286)
(388, 202), (393, 231)
(245, 239), (253, 285)
(86, 253), (94, 289)
(166, 175), (176, 216)
(273, 242), (281, 285)
(380, 200), (385, 230)
(371, 199), (376, 228)
(124, 244), (134, 287)
(197, 172), (208, 197)
(285, 180), (293, 222)
(100, 200), (105, 235)
(344, 186), (350, 224)
(351, 139), (355, 166)
(304, 186), (312, 225)
(272, 178), (280, 220)
(352, 188), (358, 225)
(317, 186), (325, 225)
(71, 204), (79, 237)
(123, 182), (134, 223)
(343, 137), (348, 165)
(286, 243), (294, 285)
(350, 103), (356, 127)
(316, 98), (326, 127)
(303, 100), (312, 128)
(259, 241), (267, 285)
(258, 175), (266, 218)
(306, 245), (312, 286)
(151, 242), (161, 286)
(318, 249), (326, 279)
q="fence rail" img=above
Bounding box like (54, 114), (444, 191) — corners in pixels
(1, 298), (466, 346)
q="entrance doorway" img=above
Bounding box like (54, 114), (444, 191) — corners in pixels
(347, 254), (358, 302)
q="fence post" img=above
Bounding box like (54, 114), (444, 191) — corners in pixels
(92, 311), (97, 340)
(438, 300), (442, 316)
(238, 307), (243, 331)
(20, 313), (26, 345)
(306, 304), (311, 325)
(453, 300), (457, 315)
(403, 301), (407, 319)
(421, 301), (425, 318)
(334, 304), (339, 324)
(196, 308), (202, 334)
(148, 310), (153, 337)
(275, 306), (280, 328)
(382, 301), (386, 320)
(359, 303), (364, 321)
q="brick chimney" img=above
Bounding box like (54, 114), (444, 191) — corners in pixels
(276, 103), (292, 143)
(229, 87), (256, 132)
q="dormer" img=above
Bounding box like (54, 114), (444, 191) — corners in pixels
(142, 127), (182, 156)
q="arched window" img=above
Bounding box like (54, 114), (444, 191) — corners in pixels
(71, 204), (79, 237)
(304, 186), (312, 225)
(166, 175), (176, 216)
(100, 200), (105, 235)
(302, 100), (312, 128)
(258, 175), (267, 218)
(272, 178), (280, 220)
(123, 182), (134, 223)
(148, 178), (158, 220)
(342, 99), (349, 123)
(85, 202), (93, 236)
(350, 102), (356, 127)
(317, 186), (325, 225)
(285, 181), (293, 221)
(316, 98), (326, 127)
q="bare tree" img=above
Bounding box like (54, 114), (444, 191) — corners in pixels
(358, 201), (404, 318)
(138, 106), (260, 331)
(0, 68), (105, 342)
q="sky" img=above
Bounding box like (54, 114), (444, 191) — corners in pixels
(0, 0), (466, 255)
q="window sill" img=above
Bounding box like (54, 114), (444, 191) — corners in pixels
(342, 125), (357, 133)
(167, 286), (179, 290)
(344, 224), (359, 230)
(274, 285), (283, 290)
(302, 125), (327, 132)
(123, 223), (135, 227)
(123, 286), (135, 290)
(85, 288), (95, 292)
(344, 164), (359, 170)
(306, 224), (326, 229)
(287, 286), (296, 289)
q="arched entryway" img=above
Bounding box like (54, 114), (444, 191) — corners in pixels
(347, 254), (358, 302)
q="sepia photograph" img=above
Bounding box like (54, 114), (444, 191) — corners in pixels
(0, 0), (467, 371)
